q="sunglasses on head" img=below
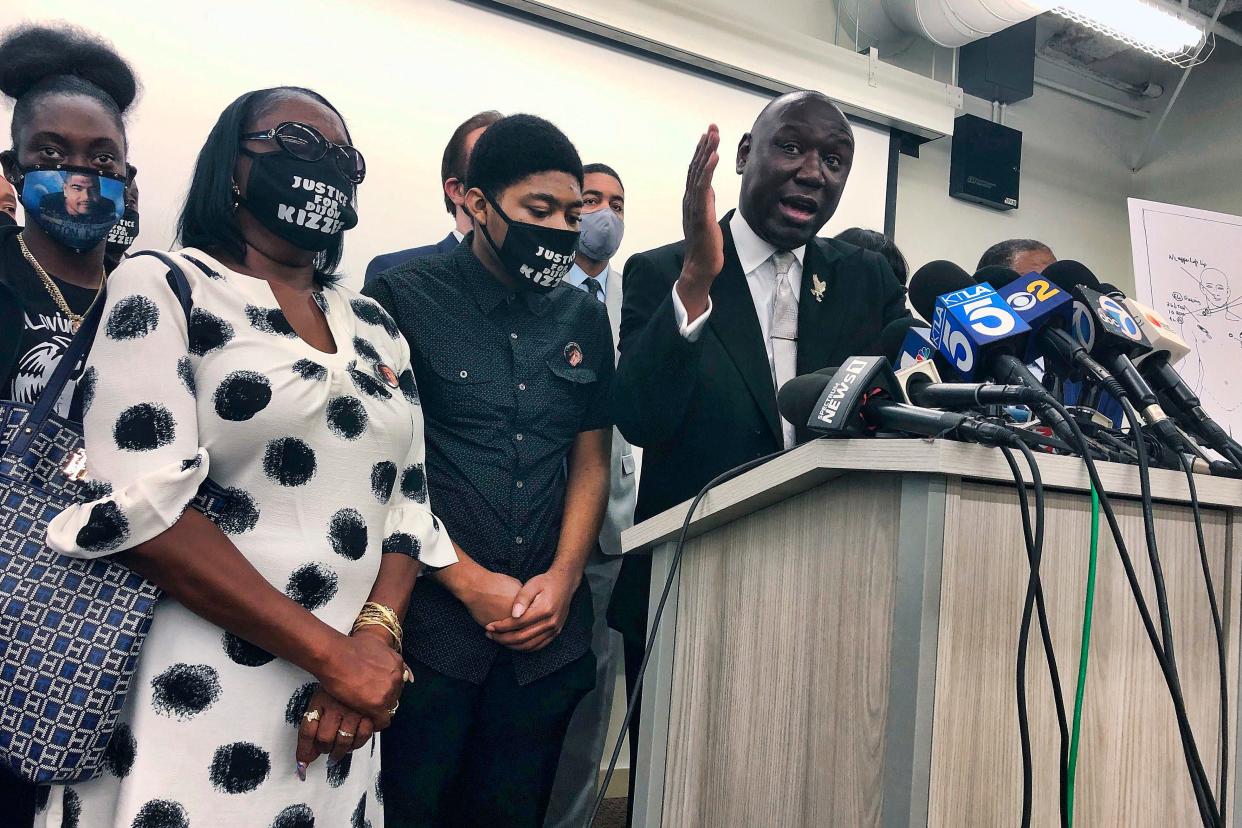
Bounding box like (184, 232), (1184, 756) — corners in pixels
(240, 121), (366, 184)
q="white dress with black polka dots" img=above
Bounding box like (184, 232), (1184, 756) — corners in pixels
(40, 248), (457, 828)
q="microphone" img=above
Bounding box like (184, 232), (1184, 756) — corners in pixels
(1090, 283), (1238, 461)
(776, 357), (1019, 447)
(880, 318), (1045, 408)
(1043, 261), (1187, 447)
(907, 262), (1081, 448)
(879, 316), (952, 374)
(907, 263), (1032, 381)
(974, 265), (1029, 290)
(1122, 298), (1190, 365)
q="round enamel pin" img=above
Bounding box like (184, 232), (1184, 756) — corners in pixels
(564, 341), (583, 367)
(375, 363), (400, 388)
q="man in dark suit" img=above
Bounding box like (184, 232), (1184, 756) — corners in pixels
(364, 110), (502, 284)
(607, 90), (909, 818)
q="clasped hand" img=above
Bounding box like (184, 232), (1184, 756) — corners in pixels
(295, 626), (408, 777)
(456, 566), (576, 652)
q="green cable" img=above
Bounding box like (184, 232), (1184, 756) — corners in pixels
(1067, 483), (1101, 827)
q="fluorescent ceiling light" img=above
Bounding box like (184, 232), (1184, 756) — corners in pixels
(1036, 0), (1205, 56)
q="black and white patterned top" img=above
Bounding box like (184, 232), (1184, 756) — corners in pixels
(42, 248), (455, 828)
(365, 237), (613, 686)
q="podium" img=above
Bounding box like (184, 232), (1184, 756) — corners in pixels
(623, 439), (1242, 827)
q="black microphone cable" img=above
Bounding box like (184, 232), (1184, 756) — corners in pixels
(1117, 394), (1218, 826)
(1000, 440), (1069, 828)
(589, 446), (792, 826)
(1043, 395), (1220, 827)
(1176, 452), (1230, 827)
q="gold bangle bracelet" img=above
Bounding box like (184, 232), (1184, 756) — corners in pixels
(352, 602), (403, 650)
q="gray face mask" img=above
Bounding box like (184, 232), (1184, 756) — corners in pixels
(576, 207), (624, 261)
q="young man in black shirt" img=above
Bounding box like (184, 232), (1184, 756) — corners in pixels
(364, 114), (612, 828)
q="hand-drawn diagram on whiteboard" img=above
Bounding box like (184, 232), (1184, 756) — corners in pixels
(1129, 198), (1242, 434)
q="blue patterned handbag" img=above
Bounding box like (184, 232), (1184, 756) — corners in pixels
(0, 252), (211, 784)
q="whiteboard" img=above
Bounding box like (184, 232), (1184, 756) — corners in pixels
(1129, 197), (1242, 437)
(4, 0), (892, 290)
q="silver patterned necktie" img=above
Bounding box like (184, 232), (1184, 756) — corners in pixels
(771, 250), (798, 448)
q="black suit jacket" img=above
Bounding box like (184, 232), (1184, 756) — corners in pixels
(614, 210), (910, 523)
(363, 231), (460, 285)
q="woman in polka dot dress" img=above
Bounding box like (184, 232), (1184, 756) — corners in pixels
(41, 87), (457, 827)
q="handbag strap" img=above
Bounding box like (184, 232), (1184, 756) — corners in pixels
(6, 251), (199, 459)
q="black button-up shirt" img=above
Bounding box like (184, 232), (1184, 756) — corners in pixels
(364, 238), (614, 685)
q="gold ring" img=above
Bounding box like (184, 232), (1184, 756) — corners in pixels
(338, 729), (354, 739)
(303, 710), (320, 723)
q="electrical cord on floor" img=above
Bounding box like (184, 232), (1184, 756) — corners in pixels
(588, 447), (792, 826)
(1000, 442), (1069, 828)
(1066, 482), (1100, 828)
(1177, 452), (1230, 827)
(1045, 397), (1220, 827)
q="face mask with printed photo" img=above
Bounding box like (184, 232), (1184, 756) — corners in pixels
(239, 150), (358, 252)
(18, 165), (125, 253)
(479, 192), (579, 293)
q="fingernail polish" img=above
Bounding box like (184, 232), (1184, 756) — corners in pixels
(295, 761), (307, 781)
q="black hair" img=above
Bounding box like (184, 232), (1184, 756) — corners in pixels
(441, 110), (502, 215)
(583, 162), (623, 190)
(977, 238), (1053, 272)
(466, 114), (583, 201)
(178, 87), (351, 286)
(835, 227), (909, 285)
(0, 24), (138, 147)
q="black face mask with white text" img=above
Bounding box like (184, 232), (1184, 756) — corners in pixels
(479, 192), (579, 293)
(239, 150), (358, 251)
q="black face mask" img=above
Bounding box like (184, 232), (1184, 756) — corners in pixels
(478, 192), (579, 293)
(0, 211), (14, 228)
(239, 150), (358, 252)
(104, 206), (139, 260)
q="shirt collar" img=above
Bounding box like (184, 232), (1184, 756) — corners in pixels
(456, 233), (552, 316)
(729, 209), (806, 276)
(566, 262), (610, 292)
(452, 228), (465, 243)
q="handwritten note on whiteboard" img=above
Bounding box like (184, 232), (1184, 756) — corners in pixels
(1129, 198), (1242, 436)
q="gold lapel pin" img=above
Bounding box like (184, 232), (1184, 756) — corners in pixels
(811, 273), (827, 303)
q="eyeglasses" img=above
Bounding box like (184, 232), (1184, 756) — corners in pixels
(240, 121), (366, 184)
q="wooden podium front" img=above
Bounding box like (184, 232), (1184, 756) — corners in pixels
(622, 439), (1242, 827)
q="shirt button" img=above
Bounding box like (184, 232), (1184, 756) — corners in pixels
(517, 383), (526, 391)
(515, 433), (524, 441)
(515, 480), (524, 489)
(459, 370), (468, 379)
(515, 536), (523, 545)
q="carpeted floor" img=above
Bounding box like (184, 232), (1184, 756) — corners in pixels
(591, 797), (628, 828)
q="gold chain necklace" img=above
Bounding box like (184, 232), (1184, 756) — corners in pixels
(17, 233), (105, 332)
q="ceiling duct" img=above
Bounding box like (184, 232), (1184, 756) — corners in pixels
(841, 0), (1044, 49)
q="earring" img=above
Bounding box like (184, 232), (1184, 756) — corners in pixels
(231, 181), (241, 211)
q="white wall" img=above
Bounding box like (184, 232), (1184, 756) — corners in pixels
(894, 86), (1143, 292)
(1131, 57), (1242, 221)
(2, 0), (890, 291)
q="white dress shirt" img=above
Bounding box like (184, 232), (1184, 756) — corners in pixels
(452, 229), (465, 243)
(671, 210), (806, 358)
(565, 261), (610, 299)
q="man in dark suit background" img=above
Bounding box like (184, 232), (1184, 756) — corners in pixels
(607, 90), (909, 818)
(364, 109), (502, 284)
